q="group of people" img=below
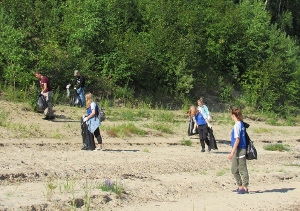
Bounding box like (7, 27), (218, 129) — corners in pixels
(34, 70), (249, 194)
(34, 70), (103, 151)
(189, 98), (249, 194)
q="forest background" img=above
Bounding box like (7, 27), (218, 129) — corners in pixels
(0, 0), (299, 120)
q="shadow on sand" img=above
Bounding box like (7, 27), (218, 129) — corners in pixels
(251, 188), (295, 194)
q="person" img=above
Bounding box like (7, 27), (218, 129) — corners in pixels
(34, 71), (55, 120)
(197, 97), (211, 121)
(188, 105), (212, 152)
(229, 108), (249, 194)
(66, 70), (85, 107)
(82, 93), (103, 151)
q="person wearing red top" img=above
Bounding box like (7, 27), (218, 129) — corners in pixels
(34, 71), (55, 120)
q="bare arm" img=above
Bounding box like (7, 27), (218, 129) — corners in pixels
(228, 137), (240, 159)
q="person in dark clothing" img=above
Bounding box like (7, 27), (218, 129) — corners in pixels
(66, 70), (85, 107)
(34, 71), (55, 120)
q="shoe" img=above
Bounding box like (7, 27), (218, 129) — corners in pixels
(42, 116), (50, 120)
(201, 149), (205, 152)
(93, 147), (102, 151)
(232, 188), (240, 192)
(237, 188), (249, 194)
(49, 116), (55, 120)
(81, 147), (89, 150)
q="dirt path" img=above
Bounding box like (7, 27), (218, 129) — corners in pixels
(0, 100), (299, 210)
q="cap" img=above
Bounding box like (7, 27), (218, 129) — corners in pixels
(74, 70), (79, 76)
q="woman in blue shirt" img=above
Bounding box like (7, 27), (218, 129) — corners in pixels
(229, 108), (249, 194)
(189, 105), (212, 152)
(82, 93), (103, 151)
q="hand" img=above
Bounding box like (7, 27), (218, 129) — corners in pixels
(66, 84), (71, 89)
(83, 117), (88, 122)
(74, 87), (77, 90)
(228, 152), (233, 160)
(207, 123), (212, 129)
(40, 92), (44, 95)
(192, 128), (196, 133)
(82, 114), (87, 118)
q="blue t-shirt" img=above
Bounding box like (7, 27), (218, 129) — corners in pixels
(194, 112), (207, 126)
(231, 121), (246, 149)
(87, 102), (96, 116)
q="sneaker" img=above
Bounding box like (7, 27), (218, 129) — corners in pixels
(237, 188), (249, 194)
(201, 149), (205, 152)
(94, 147), (102, 151)
(232, 188), (240, 192)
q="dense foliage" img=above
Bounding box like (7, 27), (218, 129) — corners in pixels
(0, 0), (299, 115)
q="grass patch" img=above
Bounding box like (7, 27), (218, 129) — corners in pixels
(180, 139), (192, 146)
(96, 179), (124, 196)
(216, 170), (226, 176)
(252, 127), (272, 134)
(216, 167), (230, 176)
(155, 111), (176, 122)
(263, 144), (290, 152)
(143, 123), (174, 134)
(143, 148), (150, 153)
(105, 123), (147, 138)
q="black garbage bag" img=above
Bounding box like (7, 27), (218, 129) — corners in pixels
(208, 127), (218, 150)
(188, 117), (198, 136)
(70, 90), (81, 107)
(36, 94), (48, 112)
(243, 122), (257, 160)
(81, 118), (96, 150)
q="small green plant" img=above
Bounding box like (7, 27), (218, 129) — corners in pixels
(96, 179), (124, 196)
(216, 168), (230, 176)
(59, 177), (76, 194)
(144, 148), (150, 153)
(82, 179), (92, 210)
(263, 144), (290, 152)
(45, 178), (57, 201)
(180, 139), (192, 146)
(216, 170), (226, 176)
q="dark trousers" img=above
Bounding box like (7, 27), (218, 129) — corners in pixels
(92, 127), (102, 145)
(197, 124), (210, 149)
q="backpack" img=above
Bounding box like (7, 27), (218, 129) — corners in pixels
(243, 122), (257, 160)
(95, 103), (106, 122)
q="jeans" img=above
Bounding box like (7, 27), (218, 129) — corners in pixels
(77, 87), (85, 107)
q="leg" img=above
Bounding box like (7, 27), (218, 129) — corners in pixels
(198, 125), (205, 151)
(47, 91), (54, 117)
(238, 149), (249, 188)
(203, 125), (210, 149)
(231, 149), (242, 187)
(77, 88), (85, 107)
(94, 127), (103, 149)
(43, 91), (54, 118)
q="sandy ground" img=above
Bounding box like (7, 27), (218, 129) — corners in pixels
(0, 100), (299, 211)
